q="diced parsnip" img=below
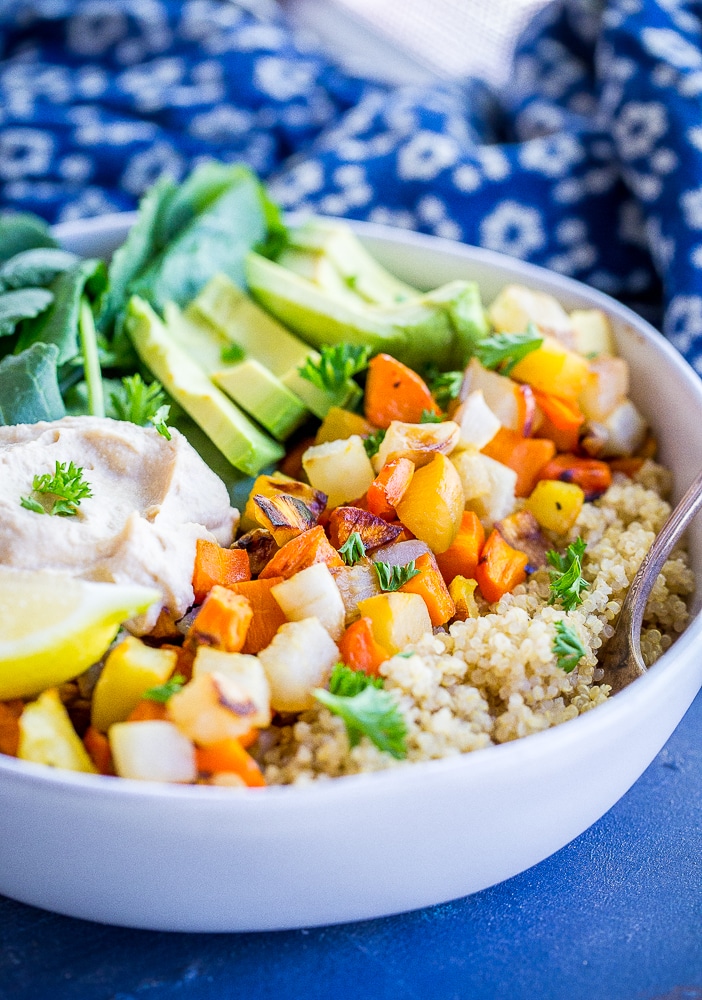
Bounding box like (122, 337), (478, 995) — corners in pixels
(510, 336), (590, 401)
(488, 283), (574, 345)
(253, 492), (317, 546)
(330, 562), (382, 626)
(257, 618), (339, 712)
(315, 406), (375, 444)
(91, 637), (178, 733)
(460, 359), (531, 433)
(168, 670), (269, 745)
(18, 688), (97, 774)
(452, 389), (501, 450)
(241, 472), (326, 533)
(356, 592), (432, 655)
(524, 480), (585, 534)
(394, 453), (465, 553)
(579, 356), (629, 422)
(570, 308), (616, 357)
(109, 721), (196, 783)
(302, 435), (375, 508)
(374, 420), (460, 472)
(450, 447), (491, 503)
(582, 399), (648, 458)
(271, 563), (346, 641)
(464, 453), (518, 527)
(193, 647), (271, 723)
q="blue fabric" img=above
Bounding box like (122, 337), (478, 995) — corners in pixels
(0, 0), (700, 371)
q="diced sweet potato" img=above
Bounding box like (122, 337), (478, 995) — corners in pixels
(328, 506), (403, 552)
(258, 525), (344, 580)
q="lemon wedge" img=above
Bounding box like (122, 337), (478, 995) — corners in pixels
(0, 569), (161, 699)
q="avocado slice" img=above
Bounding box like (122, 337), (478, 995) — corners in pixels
(162, 301), (308, 440)
(125, 296), (283, 476)
(187, 273), (361, 419)
(245, 252), (489, 371)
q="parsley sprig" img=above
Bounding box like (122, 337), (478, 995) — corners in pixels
(552, 621), (587, 673)
(20, 460), (92, 517)
(363, 428), (386, 458)
(298, 343), (371, 393)
(420, 409), (443, 423)
(425, 366), (463, 408)
(314, 663), (407, 758)
(143, 674), (186, 704)
(339, 531), (366, 566)
(373, 559), (420, 592)
(110, 373), (171, 440)
(547, 538), (589, 611)
(475, 324), (543, 376)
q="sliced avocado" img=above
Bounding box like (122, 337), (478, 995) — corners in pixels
(212, 359), (308, 441)
(245, 252), (487, 371)
(188, 273), (361, 419)
(125, 296), (283, 476)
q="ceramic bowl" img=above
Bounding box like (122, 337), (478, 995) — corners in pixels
(1, 216), (701, 932)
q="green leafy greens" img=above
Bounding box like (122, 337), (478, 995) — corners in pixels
(298, 343), (371, 393)
(339, 531), (366, 566)
(20, 460), (92, 517)
(314, 663), (407, 759)
(552, 620), (587, 673)
(373, 559), (421, 592)
(475, 324), (543, 376)
(547, 537), (589, 611)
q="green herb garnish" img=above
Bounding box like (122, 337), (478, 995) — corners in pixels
(373, 559), (421, 592)
(221, 342), (245, 365)
(339, 531), (366, 566)
(314, 668), (407, 759)
(425, 366), (462, 408)
(143, 674), (186, 704)
(552, 620), (587, 673)
(475, 324), (543, 376)
(298, 343), (371, 393)
(420, 409), (443, 423)
(547, 537), (589, 611)
(20, 460), (92, 516)
(363, 428), (386, 458)
(110, 373), (171, 440)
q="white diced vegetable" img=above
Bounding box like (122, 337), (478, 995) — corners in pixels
(452, 390), (501, 450)
(302, 435), (375, 508)
(570, 308), (616, 357)
(489, 283), (574, 345)
(271, 563), (346, 641)
(257, 618), (339, 713)
(460, 358), (528, 432)
(168, 670), (269, 745)
(579, 356), (629, 422)
(464, 453), (518, 526)
(450, 448), (491, 502)
(374, 419), (460, 471)
(583, 400), (648, 458)
(109, 721), (196, 783)
(193, 647), (271, 722)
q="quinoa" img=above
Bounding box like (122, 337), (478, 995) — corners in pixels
(262, 460), (694, 785)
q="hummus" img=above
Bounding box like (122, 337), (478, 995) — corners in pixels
(0, 416), (239, 632)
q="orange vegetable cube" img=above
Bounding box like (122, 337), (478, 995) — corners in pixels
(394, 453), (465, 554)
(399, 552), (455, 626)
(364, 353), (441, 428)
(532, 390), (584, 453)
(226, 577), (287, 654)
(196, 738), (266, 787)
(435, 511), (485, 585)
(475, 529), (529, 603)
(327, 506), (402, 552)
(366, 458), (415, 519)
(189, 586), (253, 653)
(338, 617), (391, 677)
(126, 700), (168, 722)
(538, 454), (612, 500)
(0, 700), (23, 756)
(83, 726), (115, 775)
(258, 525), (344, 580)
(192, 540), (251, 604)
(481, 427), (556, 497)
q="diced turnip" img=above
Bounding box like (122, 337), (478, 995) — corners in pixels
(109, 721), (196, 783)
(489, 283), (574, 346)
(464, 453), (518, 526)
(582, 400), (647, 458)
(330, 562), (382, 626)
(570, 308), (616, 357)
(193, 648), (271, 722)
(257, 618), (339, 712)
(168, 669), (270, 745)
(452, 389), (501, 450)
(302, 435), (375, 508)
(450, 448), (492, 503)
(374, 419), (460, 471)
(460, 359), (528, 432)
(579, 356), (629, 422)
(271, 563), (346, 641)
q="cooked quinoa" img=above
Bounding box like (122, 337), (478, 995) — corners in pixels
(262, 460), (694, 785)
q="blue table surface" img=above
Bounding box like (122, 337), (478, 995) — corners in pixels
(1, 690), (701, 1000)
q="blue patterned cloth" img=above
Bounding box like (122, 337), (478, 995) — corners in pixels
(0, 0), (700, 372)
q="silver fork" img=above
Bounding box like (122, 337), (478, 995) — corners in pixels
(600, 466), (702, 693)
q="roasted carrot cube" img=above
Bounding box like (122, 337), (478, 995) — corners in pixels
(538, 454), (612, 500)
(258, 525), (344, 580)
(83, 725), (115, 775)
(364, 353), (441, 428)
(0, 700), (23, 756)
(533, 389), (584, 453)
(435, 511), (485, 585)
(192, 540), (251, 604)
(366, 458), (415, 519)
(475, 529), (529, 604)
(189, 586), (253, 653)
(226, 577), (287, 654)
(338, 617), (391, 677)
(196, 738), (266, 787)
(481, 427), (556, 497)
(399, 552), (455, 626)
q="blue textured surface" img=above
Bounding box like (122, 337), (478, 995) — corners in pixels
(1, 690), (701, 1000)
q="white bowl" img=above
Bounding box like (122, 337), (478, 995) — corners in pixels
(1, 216), (701, 932)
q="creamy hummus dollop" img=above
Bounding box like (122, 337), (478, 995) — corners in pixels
(0, 416), (239, 632)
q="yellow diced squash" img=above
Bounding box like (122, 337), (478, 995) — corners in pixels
(510, 335), (590, 401)
(449, 576), (480, 620)
(524, 480), (584, 534)
(357, 592), (432, 655)
(18, 688), (97, 773)
(91, 636), (178, 733)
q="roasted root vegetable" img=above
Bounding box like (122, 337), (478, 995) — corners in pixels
(241, 472), (326, 532)
(452, 389), (501, 450)
(195, 738), (266, 787)
(374, 420), (460, 470)
(510, 335), (590, 401)
(109, 720), (196, 783)
(494, 510), (550, 568)
(231, 528), (279, 577)
(538, 454), (612, 500)
(532, 390), (584, 453)
(481, 428), (556, 497)
(0, 700), (22, 756)
(356, 592), (432, 656)
(475, 529), (529, 604)
(570, 308), (616, 357)
(259, 524), (344, 580)
(581, 399), (647, 458)
(338, 617), (391, 676)
(192, 646), (271, 726)
(225, 577), (287, 653)
(315, 406), (375, 444)
(578, 356), (628, 422)
(271, 563), (346, 640)
(257, 618), (339, 712)
(398, 552), (455, 626)
(168, 667), (269, 745)
(188, 587), (253, 653)
(91, 637), (178, 733)
(302, 435), (376, 508)
(489, 284), (574, 346)
(253, 492), (316, 545)
(330, 562), (382, 625)
(364, 353), (441, 428)
(366, 458), (415, 519)
(435, 511), (485, 584)
(394, 453), (465, 553)
(462, 452), (518, 526)
(83, 726), (114, 775)
(524, 480), (585, 534)
(192, 539), (251, 604)
(449, 576), (480, 620)
(328, 506), (402, 552)
(19, 688), (97, 773)
(460, 358), (534, 434)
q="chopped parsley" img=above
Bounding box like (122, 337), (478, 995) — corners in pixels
(298, 343), (371, 393)
(110, 373), (171, 440)
(425, 365), (463, 408)
(314, 664), (407, 758)
(373, 559), (421, 592)
(339, 531), (366, 566)
(475, 324), (543, 376)
(363, 428), (386, 458)
(547, 537), (589, 612)
(221, 342), (245, 365)
(420, 409), (443, 423)
(20, 460), (92, 517)
(143, 673), (186, 703)
(552, 621), (587, 673)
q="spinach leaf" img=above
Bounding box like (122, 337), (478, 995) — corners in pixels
(0, 248), (78, 291)
(154, 161), (249, 247)
(0, 213), (57, 265)
(0, 343), (65, 424)
(0, 288), (54, 337)
(16, 259), (107, 365)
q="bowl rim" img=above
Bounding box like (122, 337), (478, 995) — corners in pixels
(3, 212), (701, 805)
